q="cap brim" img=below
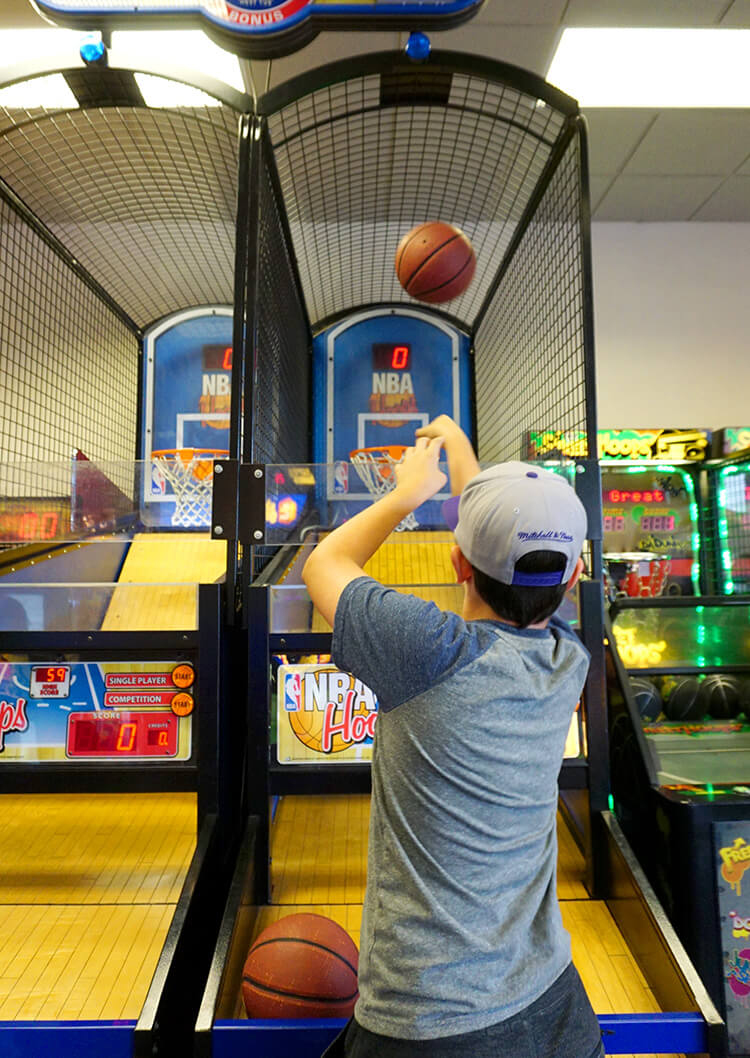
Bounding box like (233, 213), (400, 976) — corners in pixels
(442, 494), (460, 531)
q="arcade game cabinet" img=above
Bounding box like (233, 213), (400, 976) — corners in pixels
(607, 595), (750, 1057)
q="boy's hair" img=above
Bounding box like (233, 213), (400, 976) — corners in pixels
(472, 550), (569, 628)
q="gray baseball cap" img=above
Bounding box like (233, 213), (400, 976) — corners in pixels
(442, 462), (587, 586)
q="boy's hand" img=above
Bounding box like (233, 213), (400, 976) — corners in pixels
(415, 416), (480, 495)
(393, 436), (447, 510)
(415, 414), (462, 442)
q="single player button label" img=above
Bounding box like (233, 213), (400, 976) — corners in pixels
(105, 672), (172, 688)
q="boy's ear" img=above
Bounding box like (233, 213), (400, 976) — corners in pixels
(451, 545), (473, 584)
(566, 556), (585, 590)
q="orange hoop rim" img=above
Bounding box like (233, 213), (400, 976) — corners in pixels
(151, 448), (229, 460)
(349, 445), (407, 462)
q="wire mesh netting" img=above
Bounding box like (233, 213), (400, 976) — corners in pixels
(248, 124), (312, 577)
(0, 194), (139, 471)
(0, 99), (240, 328)
(262, 56), (572, 331)
(250, 126), (311, 466)
(474, 132), (589, 463)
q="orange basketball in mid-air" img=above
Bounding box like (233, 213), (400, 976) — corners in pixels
(395, 221), (476, 303)
(241, 913), (359, 1019)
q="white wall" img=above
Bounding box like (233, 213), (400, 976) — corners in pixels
(591, 223), (750, 430)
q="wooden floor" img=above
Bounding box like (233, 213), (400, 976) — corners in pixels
(243, 795), (684, 1057)
(100, 532), (226, 631)
(0, 792), (196, 1020)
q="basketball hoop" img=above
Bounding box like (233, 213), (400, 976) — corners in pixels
(349, 445), (417, 532)
(151, 448), (228, 528)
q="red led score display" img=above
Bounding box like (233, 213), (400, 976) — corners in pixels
(66, 711), (179, 759)
(372, 343), (411, 371)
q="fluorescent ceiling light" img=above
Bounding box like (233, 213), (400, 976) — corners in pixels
(547, 29), (750, 107)
(112, 31), (244, 92)
(0, 29), (82, 68)
(135, 72), (222, 108)
(0, 73), (78, 109)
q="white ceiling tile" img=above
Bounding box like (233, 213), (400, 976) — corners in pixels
(470, 1), (566, 26)
(692, 176), (750, 218)
(624, 111), (750, 176)
(426, 24), (559, 76)
(594, 175), (723, 219)
(581, 108), (657, 173)
(260, 31), (402, 91)
(564, 0), (729, 26)
(719, 1), (750, 26)
(588, 174), (615, 211)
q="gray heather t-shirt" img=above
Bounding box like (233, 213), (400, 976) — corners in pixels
(332, 576), (590, 1041)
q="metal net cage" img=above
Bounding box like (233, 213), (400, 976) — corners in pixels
(0, 189), (140, 473)
(245, 121), (313, 578)
(0, 73), (242, 475)
(260, 53), (573, 333)
(474, 131), (593, 464)
(0, 96), (240, 329)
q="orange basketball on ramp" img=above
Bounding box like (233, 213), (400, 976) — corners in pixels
(241, 913), (359, 1018)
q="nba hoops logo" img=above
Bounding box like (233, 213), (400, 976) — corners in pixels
(151, 460), (166, 496)
(284, 672), (302, 712)
(278, 665), (378, 761)
(333, 462), (349, 495)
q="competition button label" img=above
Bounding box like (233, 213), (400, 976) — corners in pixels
(171, 692), (194, 717)
(171, 664), (195, 689)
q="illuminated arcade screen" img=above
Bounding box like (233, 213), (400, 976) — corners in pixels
(714, 462), (750, 594)
(601, 465), (699, 597)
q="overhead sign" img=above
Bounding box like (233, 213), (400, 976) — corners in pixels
(35, 0), (484, 59)
(527, 428), (711, 463)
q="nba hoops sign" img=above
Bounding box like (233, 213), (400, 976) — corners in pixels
(35, 0), (484, 59)
(277, 663), (378, 764)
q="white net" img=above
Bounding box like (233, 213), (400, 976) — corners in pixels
(151, 449), (227, 528)
(350, 446), (417, 532)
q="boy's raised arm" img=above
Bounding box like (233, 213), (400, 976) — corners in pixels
(302, 436), (447, 628)
(416, 415), (480, 495)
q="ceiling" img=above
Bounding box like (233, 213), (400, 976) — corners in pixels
(3, 0), (750, 221)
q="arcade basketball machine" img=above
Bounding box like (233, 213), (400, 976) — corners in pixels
(704, 428), (750, 597)
(529, 426), (709, 603)
(0, 41), (246, 1058)
(603, 438), (750, 1056)
(197, 44), (720, 1058)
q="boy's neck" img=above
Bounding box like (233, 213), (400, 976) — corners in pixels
(461, 594), (549, 629)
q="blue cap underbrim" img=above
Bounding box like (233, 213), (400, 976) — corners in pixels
(442, 494), (460, 531)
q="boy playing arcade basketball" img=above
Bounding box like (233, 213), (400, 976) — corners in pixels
(303, 415), (603, 1058)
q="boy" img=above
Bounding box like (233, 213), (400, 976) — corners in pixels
(303, 415), (603, 1058)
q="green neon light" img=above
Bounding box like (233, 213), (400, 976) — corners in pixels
(697, 625), (706, 644)
(608, 794), (614, 812)
(697, 655), (707, 667)
(706, 784), (715, 801)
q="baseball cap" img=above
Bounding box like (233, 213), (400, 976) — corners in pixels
(442, 462), (587, 586)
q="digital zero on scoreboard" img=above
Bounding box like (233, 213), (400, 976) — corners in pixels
(66, 710), (179, 759)
(372, 343), (411, 372)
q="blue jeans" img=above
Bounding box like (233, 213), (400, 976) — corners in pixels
(324, 963), (605, 1058)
